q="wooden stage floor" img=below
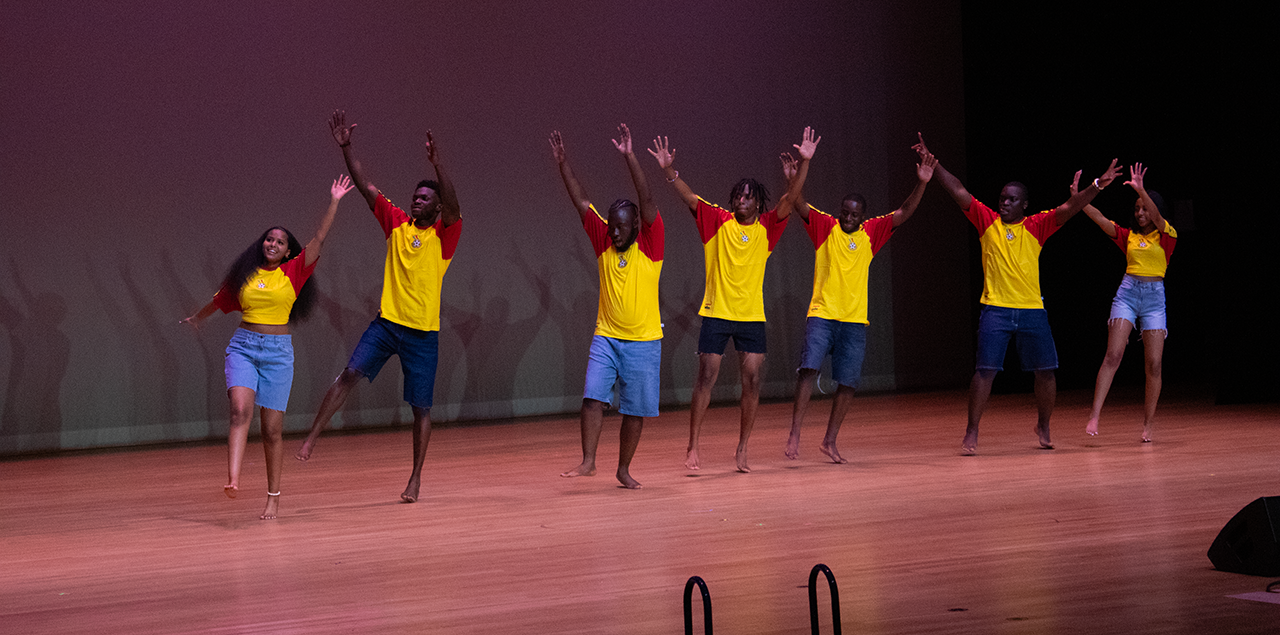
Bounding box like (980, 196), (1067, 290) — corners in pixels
(2, 388), (1278, 634)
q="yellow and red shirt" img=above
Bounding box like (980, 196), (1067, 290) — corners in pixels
(212, 249), (316, 325)
(583, 206), (664, 341)
(1111, 220), (1176, 278)
(803, 208), (894, 324)
(695, 198), (788, 321)
(964, 197), (1059, 309)
(373, 193), (461, 332)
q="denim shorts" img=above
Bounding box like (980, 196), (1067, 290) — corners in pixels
(797, 317), (867, 389)
(583, 335), (661, 417)
(225, 329), (294, 412)
(346, 317), (439, 409)
(1109, 275), (1167, 332)
(975, 305), (1058, 372)
(697, 316), (767, 355)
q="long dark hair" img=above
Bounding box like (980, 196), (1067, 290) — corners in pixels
(220, 226), (316, 321)
(1133, 190), (1167, 232)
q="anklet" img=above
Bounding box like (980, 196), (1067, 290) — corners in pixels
(267, 491), (280, 496)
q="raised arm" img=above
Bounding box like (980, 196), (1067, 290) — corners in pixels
(424, 131), (461, 227)
(779, 153), (810, 222)
(891, 151), (937, 227)
(648, 136), (699, 216)
(1127, 162), (1165, 230)
(1052, 158), (1122, 225)
(912, 133), (971, 209)
(303, 175), (354, 267)
(549, 130), (593, 222)
(329, 110), (379, 209)
(1070, 170), (1117, 237)
(776, 126), (819, 221)
(614, 124), (657, 227)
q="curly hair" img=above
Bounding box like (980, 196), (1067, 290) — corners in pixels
(219, 226), (316, 322)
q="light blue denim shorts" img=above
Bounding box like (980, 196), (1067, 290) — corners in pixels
(583, 335), (661, 417)
(1109, 275), (1167, 333)
(225, 328), (294, 412)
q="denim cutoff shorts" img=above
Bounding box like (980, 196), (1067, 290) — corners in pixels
(1109, 275), (1167, 333)
(797, 317), (868, 389)
(346, 317), (439, 409)
(583, 335), (662, 417)
(975, 305), (1058, 372)
(225, 328), (294, 412)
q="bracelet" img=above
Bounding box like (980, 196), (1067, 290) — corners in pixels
(666, 170), (679, 183)
(1092, 177), (1104, 190)
(267, 491), (280, 496)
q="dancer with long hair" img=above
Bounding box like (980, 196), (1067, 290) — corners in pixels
(1075, 163), (1175, 442)
(182, 175), (353, 519)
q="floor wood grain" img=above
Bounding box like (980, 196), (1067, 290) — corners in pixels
(2, 388), (1278, 634)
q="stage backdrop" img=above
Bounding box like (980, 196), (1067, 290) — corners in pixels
(0, 1), (967, 454)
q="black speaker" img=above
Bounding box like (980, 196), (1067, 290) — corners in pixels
(1208, 497), (1280, 576)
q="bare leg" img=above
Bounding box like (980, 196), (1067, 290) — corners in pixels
(1086, 319), (1133, 436)
(964, 370), (996, 454)
(226, 387), (256, 497)
(1033, 369), (1056, 449)
(617, 414), (644, 489)
(561, 399), (605, 477)
(296, 368), (363, 461)
(820, 384), (855, 464)
(787, 369), (819, 459)
(686, 353), (722, 470)
(735, 352), (765, 473)
(260, 407), (284, 520)
(401, 406), (431, 503)
(1140, 329), (1165, 442)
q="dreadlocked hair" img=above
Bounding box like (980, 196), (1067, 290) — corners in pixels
(219, 226), (317, 322)
(728, 178), (770, 217)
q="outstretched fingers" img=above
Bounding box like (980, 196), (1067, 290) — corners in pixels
(612, 123), (632, 154)
(331, 174), (353, 198)
(779, 152), (798, 181)
(648, 136), (674, 168)
(793, 126), (821, 160)
(549, 130), (566, 162)
(1069, 169), (1083, 195)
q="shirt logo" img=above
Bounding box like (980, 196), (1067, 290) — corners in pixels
(847, 239), (858, 251)
(739, 230), (750, 243)
(411, 236), (422, 249)
(1138, 240), (1148, 248)
(617, 255), (628, 268)
(256, 280), (266, 289)
(1005, 229), (1015, 241)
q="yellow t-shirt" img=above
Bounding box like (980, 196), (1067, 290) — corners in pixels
(1112, 220), (1177, 277)
(964, 197), (1059, 309)
(372, 194), (461, 332)
(213, 249), (316, 325)
(803, 208), (894, 324)
(695, 198), (788, 321)
(583, 206), (664, 341)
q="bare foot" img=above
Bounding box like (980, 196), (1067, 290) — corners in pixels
(1035, 424), (1054, 450)
(961, 432), (978, 456)
(260, 493), (279, 520)
(560, 462), (597, 478)
(1141, 423), (1154, 443)
(616, 468), (642, 489)
(295, 439), (316, 462)
(224, 483), (238, 499)
(684, 448), (701, 471)
(735, 449), (750, 473)
(819, 441), (848, 464)
(784, 434), (800, 460)
(401, 478), (420, 503)
(1085, 418), (1099, 436)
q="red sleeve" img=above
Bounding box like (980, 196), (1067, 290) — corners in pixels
(761, 208), (789, 251)
(436, 216), (462, 260)
(804, 207), (837, 249)
(865, 214), (895, 254)
(211, 285), (240, 314)
(280, 249), (318, 295)
(1158, 221), (1176, 263)
(582, 207), (611, 257)
(1024, 211), (1060, 245)
(963, 197), (996, 235)
(637, 211), (664, 262)
(695, 199), (731, 244)
(373, 193), (410, 239)
(1110, 224), (1130, 254)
